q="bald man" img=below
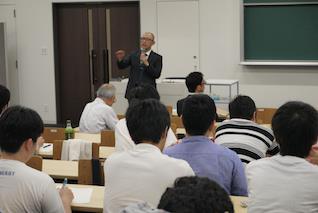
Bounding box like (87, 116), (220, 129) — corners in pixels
(115, 32), (163, 98)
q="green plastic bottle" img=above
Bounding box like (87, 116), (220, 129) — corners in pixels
(65, 119), (74, 140)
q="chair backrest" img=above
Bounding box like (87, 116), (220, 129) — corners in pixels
(53, 140), (100, 160)
(78, 159), (104, 185)
(166, 105), (173, 117)
(26, 155), (43, 171)
(256, 108), (277, 124)
(101, 130), (115, 147)
(170, 123), (177, 135)
(43, 127), (65, 143)
(171, 116), (184, 128)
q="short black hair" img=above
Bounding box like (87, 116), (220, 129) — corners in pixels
(0, 106), (44, 153)
(185, 72), (203, 93)
(0, 85), (10, 114)
(126, 99), (170, 144)
(127, 84), (160, 106)
(182, 94), (216, 135)
(158, 176), (234, 213)
(272, 101), (318, 158)
(229, 95), (256, 120)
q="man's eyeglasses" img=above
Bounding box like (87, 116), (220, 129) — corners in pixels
(140, 37), (153, 42)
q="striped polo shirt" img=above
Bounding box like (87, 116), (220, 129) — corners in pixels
(214, 118), (279, 164)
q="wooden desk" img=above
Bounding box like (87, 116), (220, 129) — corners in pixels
(176, 128), (186, 135)
(53, 184), (247, 213)
(75, 132), (101, 143)
(56, 183), (104, 212)
(99, 146), (115, 159)
(43, 159), (78, 180)
(261, 123), (271, 129)
(231, 196), (248, 213)
(38, 144), (115, 159)
(217, 108), (229, 118)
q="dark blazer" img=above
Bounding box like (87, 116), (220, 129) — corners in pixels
(117, 50), (162, 98)
(177, 94), (220, 121)
(176, 95), (191, 117)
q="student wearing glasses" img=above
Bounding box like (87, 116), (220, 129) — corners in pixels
(115, 32), (162, 99)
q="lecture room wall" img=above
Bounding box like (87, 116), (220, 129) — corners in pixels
(0, 0), (317, 123)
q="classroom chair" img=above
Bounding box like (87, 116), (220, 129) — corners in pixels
(52, 140), (103, 185)
(78, 159), (104, 185)
(26, 155), (43, 171)
(170, 123), (177, 135)
(101, 130), (115, 147)
(171, 116), (184, 128)
(43, 127), (65, 143)
(52, 140), (100, 160)
(256, 108), (277, 124)
(166, 105), (173, 118)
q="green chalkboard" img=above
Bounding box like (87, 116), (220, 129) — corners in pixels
(245, 0), (318, 3)
(244, 2), (318, 61)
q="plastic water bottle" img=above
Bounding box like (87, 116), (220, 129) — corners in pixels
(64, 120), (74, 140)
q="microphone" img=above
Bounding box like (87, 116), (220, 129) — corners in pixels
(140, 48), (145, 64)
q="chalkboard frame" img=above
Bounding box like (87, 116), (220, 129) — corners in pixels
(240, 0), (318, 66)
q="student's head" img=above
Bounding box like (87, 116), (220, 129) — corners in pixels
(0, 106), (44, 158)
(185, 72), (205, 93)
(126, 99), (170, 149)
(229, 95), (256, 120)
(140, 32), (155, 51)
(127, 84), (160, 106)
(97, 84), (116, 106)
(158, 176), (234, 213)
(0, 84), (10, 115)
(182, 94), (216, 136)
(272, 101), (318, 158)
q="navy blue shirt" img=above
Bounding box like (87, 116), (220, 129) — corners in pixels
(164, 136), (248, 196)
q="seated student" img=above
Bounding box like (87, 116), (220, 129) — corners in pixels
(115, 84), (177, 152)
(176, 72), (205, 116)
(104, 99), (194, 213)
(158, 176), (234, 213)
(0, 84), (10, 115)
(0, 106), (74, 213)
(214, 95), (279, 165)
(79, 83), (118, 133)
(246, 101), (318, 213)
(164, 95), (247, 196)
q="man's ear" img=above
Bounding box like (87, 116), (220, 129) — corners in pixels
(161, 127), (168, 141)
(208, 120), (215, 132)
(24, 138), (35, 153)
(158, 127), (169, 151)
(252, 111), (257, 122)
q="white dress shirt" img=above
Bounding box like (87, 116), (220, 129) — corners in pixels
(115, 118), (177, 152)
(246, 155), (318, 213)
(103, 143), (194, 213)
(79, 98), (118, 133)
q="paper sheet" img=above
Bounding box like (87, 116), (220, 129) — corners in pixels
(70, 187), (93, 204)
(39, 143), (53, 153)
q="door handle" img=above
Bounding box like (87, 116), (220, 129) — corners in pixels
(102, 49), (108, 83)
(91, 49), (97, 84)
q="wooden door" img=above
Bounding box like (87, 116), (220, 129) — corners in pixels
(53, 2), (140, 126)
(54, 6), (91, 126)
